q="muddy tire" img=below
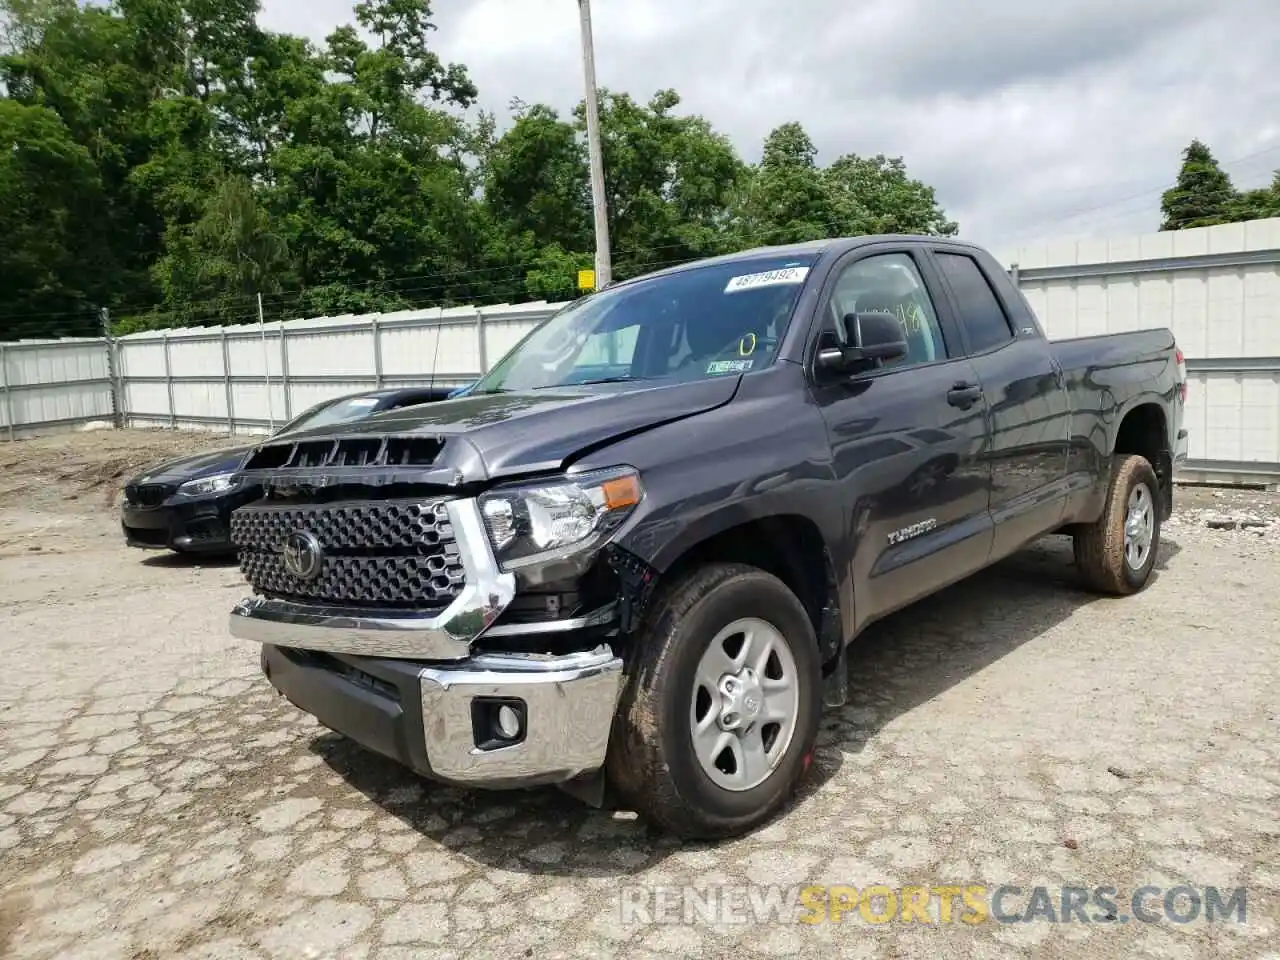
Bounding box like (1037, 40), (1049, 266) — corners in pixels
(606, 562), (822, 840)
(1073, 454), (1162, 595)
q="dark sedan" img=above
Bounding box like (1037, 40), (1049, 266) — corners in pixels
(120, 386), (458, 555)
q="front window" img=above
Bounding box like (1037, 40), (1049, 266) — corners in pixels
(470, 253), (819, 394)
(274, 396), (384, 436)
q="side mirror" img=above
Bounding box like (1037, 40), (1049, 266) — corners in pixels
(816, 312), (909, 374)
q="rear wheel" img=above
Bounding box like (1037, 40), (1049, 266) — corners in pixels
(606, 562), (822, 840)
(1073, 454), (1161, 595)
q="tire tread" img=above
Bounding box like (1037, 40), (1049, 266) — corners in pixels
(606, 562), (818, 839)
(1073, 453), (1160, 595)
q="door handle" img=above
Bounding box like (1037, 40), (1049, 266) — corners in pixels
(947, 382), (983, 409)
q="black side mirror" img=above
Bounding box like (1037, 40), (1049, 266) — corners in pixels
(817, 312), (909, 374)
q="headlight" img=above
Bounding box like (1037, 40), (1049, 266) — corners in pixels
(478, 466), (643, 570)
(177, 472), (241, 497)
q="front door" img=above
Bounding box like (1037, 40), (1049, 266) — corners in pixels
(807, 247), (994, 631)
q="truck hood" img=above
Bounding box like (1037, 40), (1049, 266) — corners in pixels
(256, 375), (741, 482)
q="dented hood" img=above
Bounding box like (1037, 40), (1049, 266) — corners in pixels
(247, 375), (741, 484)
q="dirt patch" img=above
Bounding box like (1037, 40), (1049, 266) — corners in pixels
(0, 428), (246, 511)
(0, 893), (31, 957)
(1171, 481), (1280, 539)
(1175, 481), (1280, 517)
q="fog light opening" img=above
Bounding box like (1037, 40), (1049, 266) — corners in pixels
(471, 697), (528, 750)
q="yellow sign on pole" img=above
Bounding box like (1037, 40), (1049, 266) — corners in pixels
(577, 269), (596, 292)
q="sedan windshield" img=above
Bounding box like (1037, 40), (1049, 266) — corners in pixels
(274, 396), (384, 436)
(470, 253), (819, 394)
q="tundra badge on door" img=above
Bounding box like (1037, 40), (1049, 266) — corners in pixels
(887, 518), (938, 546)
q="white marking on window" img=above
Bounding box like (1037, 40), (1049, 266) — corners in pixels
(723, 266), (810, 293)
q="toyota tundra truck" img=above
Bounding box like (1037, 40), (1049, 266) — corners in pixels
(226, 235), (1188, 839)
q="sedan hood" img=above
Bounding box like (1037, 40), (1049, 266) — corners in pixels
(130, 445), (256, 485)
(245, 375), (742, 483)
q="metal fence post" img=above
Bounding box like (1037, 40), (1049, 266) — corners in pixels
(0, 343), (14, 441)
(476, 308), (488, 374)
(1009, 262), (1020, 287)
(278, 322), (292, 420)
(162, 331), (175, 429)
(220, 327), (235, 435)
(100, 307), (122, 429)
(371, 314), (384, 388)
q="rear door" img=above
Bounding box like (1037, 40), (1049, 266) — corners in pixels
(927, 247), (1073, 557)
(806, 244), (994, 629)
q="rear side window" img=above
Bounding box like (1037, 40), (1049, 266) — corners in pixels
(935, 253), (1015, 354)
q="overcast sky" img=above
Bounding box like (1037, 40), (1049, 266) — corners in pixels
(258, 0), (1280, 259)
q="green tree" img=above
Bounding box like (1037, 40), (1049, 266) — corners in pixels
(575, 88), (747, 276)
(823, 153), (957, 237)
(1230, 171), (1280, 222)
(0, 100), (111, 335)
(0, 0), (962, 336)
(727, 122), (832, 246)
(150, 174), (290, 325)
(1, 0), (163, 309)
(727, 122), (955, 247)
(261, 0), (483, 306)
(1160, 139), (1240, 230)
(484, 101), (591, 256)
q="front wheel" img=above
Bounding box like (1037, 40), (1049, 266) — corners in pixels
(606, 562), (822, 840)
(1073, 453), (1162, 595)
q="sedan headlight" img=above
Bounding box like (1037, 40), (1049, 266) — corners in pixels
(478, 466), (643, 570)
(177, 472), (242, 497)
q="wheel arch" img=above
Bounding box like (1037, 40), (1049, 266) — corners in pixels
(1111, 399), (1174, 520)
(641, 511), (846, 665)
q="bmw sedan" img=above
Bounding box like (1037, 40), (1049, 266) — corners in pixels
(120, 386), (458, 555)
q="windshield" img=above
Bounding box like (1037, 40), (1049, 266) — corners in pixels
(470, 253), (819, 394)
(274, 395), (385, 436)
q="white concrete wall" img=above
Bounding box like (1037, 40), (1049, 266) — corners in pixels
(998, 217), (1280, 473)
(113, 302), (556, 435)
(0, 337), (115, 438)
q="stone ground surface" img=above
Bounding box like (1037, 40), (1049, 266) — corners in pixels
(1, 429), (1278, 960)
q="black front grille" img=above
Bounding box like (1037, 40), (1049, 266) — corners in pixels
(125, 483), (174, 507)
(230, 497), (465, 608)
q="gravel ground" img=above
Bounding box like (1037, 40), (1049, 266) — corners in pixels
(1, 429), (1278, 960)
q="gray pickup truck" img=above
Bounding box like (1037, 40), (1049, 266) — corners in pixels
(226, 235), (1188, 839)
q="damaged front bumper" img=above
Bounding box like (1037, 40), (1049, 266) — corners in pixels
(232, 496), (628, 788)
(259, 643), (623, 788)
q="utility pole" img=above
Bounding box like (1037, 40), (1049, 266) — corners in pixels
(577, 0), (612, 288)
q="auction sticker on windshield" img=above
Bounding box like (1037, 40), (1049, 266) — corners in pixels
(707, 359), (754, 374)
(723, 266), (809, 293)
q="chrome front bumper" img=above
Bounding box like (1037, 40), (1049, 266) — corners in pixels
(419, 648), (624, 785)
(260, 643), (624, 787)
(229, 498), (517, 660)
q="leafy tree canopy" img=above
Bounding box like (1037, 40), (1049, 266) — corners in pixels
(1160, 138), (1280, 231)
(0, 0), (958, 338)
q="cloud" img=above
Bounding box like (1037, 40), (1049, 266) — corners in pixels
(258, 0), (1280, 257)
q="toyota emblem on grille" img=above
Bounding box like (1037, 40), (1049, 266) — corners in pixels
(281, 530), (323, 580)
